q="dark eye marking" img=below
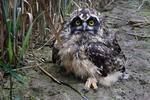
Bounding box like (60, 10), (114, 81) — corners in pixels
(70, 16), (83, 33)
(70, 16), (82, 26)
(87, 17), (100, 34)
(87, 17), (99, 26)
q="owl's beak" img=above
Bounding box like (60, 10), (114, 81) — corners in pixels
(82, 22), (87, 31)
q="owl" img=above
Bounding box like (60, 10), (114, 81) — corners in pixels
(52, 7), (126, 91)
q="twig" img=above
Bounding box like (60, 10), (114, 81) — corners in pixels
(126, 32), (150, 38)
(60, 8), (64, 23)
(38, 0), (63, 46)
(135, 36), (139, 41)
(37, 36), (54, 50)
(37, 65), (61, 84)
(72, 0), (80, 8)
(26, 53), (45, 63)
(129, 20), (150, 27)
(13, 65), (38, 71)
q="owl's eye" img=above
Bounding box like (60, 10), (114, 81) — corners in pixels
(89, 20), (94, 26)
(75, 20), (81, 26)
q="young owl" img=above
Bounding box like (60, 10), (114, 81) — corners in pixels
(52, 7), (126, 91)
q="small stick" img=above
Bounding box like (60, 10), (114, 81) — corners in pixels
(37, 65), (61, 84)
(13, 65), (37, 71)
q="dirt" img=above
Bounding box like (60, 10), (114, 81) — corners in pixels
(1, 0), (150, 100)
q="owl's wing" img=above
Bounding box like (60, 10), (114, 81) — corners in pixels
(86, 40), (125, 77)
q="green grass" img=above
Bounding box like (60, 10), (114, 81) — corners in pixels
(17, 11), (45, 67)
(0, 61), (25, 83)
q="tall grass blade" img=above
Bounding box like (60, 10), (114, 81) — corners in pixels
(53, 0), (56, 11)
(1, 1), (8, 31)
(7, 19), (13, 64)
(0, 61), (25, 83)
(58, 0), (61, 15)
(8, 34), (13, 64)
(7, 19), (12, 35)
(15, 8), (21, 42)
(13, 0), (17, 39)
(6, 0), (9, 12)
(26, 12), (33, 24)
(17, 11), (45, 67)
(64, 0), (67, 10)
(21, 0), (24, 14)
(9, 0), (14, 8)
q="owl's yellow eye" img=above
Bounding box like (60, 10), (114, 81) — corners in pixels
(89, 20), (94, 26)
(75, 20), (80, 26)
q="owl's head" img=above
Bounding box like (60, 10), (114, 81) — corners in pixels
(69, 8), (104, 35)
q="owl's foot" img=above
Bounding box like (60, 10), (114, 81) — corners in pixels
(83, 77), (98, 92)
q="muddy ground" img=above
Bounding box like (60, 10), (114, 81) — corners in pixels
(1, 0), (150, 100)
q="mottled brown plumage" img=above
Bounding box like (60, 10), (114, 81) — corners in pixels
(52, 8), (126, 91)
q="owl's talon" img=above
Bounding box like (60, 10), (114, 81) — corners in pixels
(91, 80), (98, 90)
(84, 77), (97, 92)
